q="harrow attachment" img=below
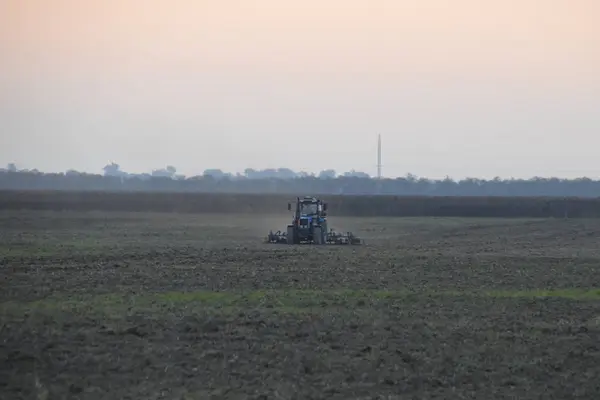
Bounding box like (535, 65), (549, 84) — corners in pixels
(326, 229), (363, 245)
(266, 230), (288, 244)
(266, 228), (363, 245)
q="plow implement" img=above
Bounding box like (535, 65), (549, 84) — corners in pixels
(266, 228), (363, 245)
(326, 229), (363, 245)
(266, 230), (288, 244)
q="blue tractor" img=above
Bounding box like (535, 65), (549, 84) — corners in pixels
(267, 196), (362, 245)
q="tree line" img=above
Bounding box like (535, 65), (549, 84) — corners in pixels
(1, 169), (599, 197)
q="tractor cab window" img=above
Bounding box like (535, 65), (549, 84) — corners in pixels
(300, 202), (318, 216)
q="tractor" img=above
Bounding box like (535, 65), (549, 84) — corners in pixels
(266, 196), (362, 245)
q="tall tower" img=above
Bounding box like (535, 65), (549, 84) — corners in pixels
(377, 134), (382, 179)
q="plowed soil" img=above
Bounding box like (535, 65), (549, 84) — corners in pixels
(2, 211), (600, 399)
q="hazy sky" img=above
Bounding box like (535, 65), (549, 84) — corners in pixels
(1, 0), (599, 179)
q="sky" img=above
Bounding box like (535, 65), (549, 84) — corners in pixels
(1, 0), (599, 179)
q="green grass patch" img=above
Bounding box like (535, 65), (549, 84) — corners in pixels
(3, 288), (600, 318)
(0, 241), (124, 259)
(486, 288), (600, 300)
(157, 291), (238, 305)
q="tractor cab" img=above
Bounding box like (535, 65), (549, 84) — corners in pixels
(288, 196), (327, 218)
(300, 202), (318, 216)
(284, 196), (329, 244)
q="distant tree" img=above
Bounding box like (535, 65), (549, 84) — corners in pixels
(152, 166), (179, 179)
(342, 170), (370, 178)
(103, 162), (126, 177)
(318, 169), (336, 179)
(65, 169), (81, 177)
(203, 169), (227, 179)
(244, 168), (257, 179)
(276, 168), (297, 179)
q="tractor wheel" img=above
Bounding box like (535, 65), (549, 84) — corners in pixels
(286, 225), (295, 245)
(313, 226), (323, 244)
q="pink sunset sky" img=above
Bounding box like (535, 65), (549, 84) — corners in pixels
(1, 0), (599, 178)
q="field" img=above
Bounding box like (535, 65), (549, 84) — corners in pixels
(2, 209), (600, 399)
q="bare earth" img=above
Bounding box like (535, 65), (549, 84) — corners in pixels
(1, 210), (600, 399)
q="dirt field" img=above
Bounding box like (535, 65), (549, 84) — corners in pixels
(2, 210), (600, 399)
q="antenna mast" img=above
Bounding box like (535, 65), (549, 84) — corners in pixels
(377, 134), (382, 179)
